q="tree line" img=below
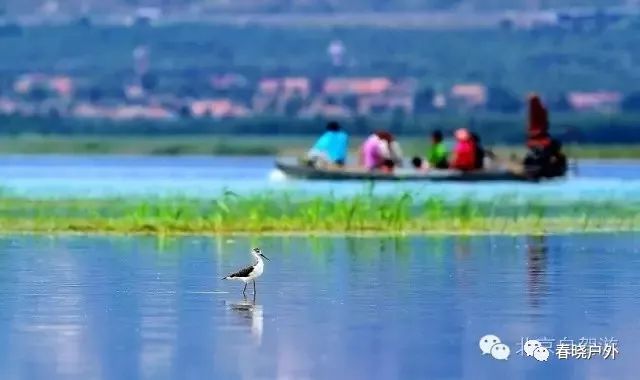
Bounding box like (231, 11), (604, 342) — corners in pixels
(2, 113), (640, 144)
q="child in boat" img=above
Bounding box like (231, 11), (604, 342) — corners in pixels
(306, 121), (348, 168)
(411, 130), (448, 171)
(451, 128), (476, 171)
(359, 131), (403, 172)
(427, 130), (449, 169)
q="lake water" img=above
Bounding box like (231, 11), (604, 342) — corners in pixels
(0, 155), (639, 201)
(0, 233), (638, 379)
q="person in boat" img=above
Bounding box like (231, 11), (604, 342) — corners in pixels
(470, 132), (496, 169)
(451, 128), (477, 172)
(360, 130), (404, 172)
(306, 121), (348, 168)
(470, 132), (485, 169)
(427, 130), (449, 169)
(526, 94), (551, 150)
(544, 138), (567, 178)
(522, 94), (567, 178)
(412, 130), (449, 170)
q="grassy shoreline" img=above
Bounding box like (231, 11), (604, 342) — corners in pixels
(0, 194), (637, 235)
(0, 134), (638, 159)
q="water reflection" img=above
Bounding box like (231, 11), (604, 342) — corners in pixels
(454, 236), (472, 259)
(225, 295), (264, 346)
(526, 235), (549, 308)
(0, 234), (638, 379)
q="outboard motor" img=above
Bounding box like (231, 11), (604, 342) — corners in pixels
(523, 138), (567, 179)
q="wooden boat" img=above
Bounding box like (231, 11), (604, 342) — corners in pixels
(274, 157), (536, 182)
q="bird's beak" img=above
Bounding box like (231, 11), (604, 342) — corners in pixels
(260, 254), (270, 261)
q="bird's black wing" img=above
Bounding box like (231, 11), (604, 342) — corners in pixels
(225, 265), (254, 279)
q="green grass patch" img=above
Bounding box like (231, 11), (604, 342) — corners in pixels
(0, 193), (636, 235)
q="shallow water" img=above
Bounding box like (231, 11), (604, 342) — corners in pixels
(0, 233), (638, 379)
(0, 155), (639, 201)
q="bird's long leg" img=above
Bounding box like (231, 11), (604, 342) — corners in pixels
(243, 282), (247, 296)
(253, 279), (257, 295)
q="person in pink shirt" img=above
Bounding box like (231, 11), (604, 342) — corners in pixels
(359, 131), (403, 172)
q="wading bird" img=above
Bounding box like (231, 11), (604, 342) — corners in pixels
(222, 247), (269, 296)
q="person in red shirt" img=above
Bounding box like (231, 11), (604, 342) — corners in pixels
(451, 128), (477, 171)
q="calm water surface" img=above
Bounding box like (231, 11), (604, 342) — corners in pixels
(0, 234), (638, 379)
(0, 155), (638, 200)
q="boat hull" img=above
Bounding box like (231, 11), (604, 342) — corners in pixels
(274, 158), (536, 182)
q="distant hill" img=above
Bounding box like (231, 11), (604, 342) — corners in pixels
(0, 0), (633, 16)
(2, 20), (639, 96)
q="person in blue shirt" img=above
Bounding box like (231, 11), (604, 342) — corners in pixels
(306, 121), (348, 168)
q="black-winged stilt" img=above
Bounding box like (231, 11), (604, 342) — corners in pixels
(222, 247), (270, 296)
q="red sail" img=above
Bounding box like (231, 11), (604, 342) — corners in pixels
(527, 94), (551, 149)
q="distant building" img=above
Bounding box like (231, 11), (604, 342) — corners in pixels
(116, 105), (174, 120)
(554, 8), (632, 31)
(13, 75), (37, 94)
(299, 98), (353, 119)
(432, 93), (447, 109)
(449, 83), (488, 110)
(321, 77), (416, 116)
(0, 98), (18, 115)
(13, 73), (74, 98)
(73, 103), (174, 120)
(190, 99), (251, 119)
(327, 40), (346, 67)
(253, 77), (311, 116)
(13, 73), (47, 94)
(258, 78), (281, 96)
(133, 7), (162, 26)
(323, 77), (392, 96)
(567, 91), (622, 112)
(282, 77), (311, 98)
(49, 76), (73, 97)
(124, 84), (145, 101)
(210, 74), (249, 90)
(357, 94), (414, 116)
(73, 103), (106, 119)
(133, 46), (150, 77)
(499, 11), (559, 30)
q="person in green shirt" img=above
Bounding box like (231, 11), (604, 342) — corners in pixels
(411, 130), (449, 170)
(427, 130), (449, 169)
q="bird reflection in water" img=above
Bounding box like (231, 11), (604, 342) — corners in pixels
(226, 294), (264, 345)
(454, 237), (472, 260)
(526, 235), (548, 308)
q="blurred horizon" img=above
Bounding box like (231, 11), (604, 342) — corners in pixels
(0, 0), (638, 17)
(1, 0), (640, 146)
